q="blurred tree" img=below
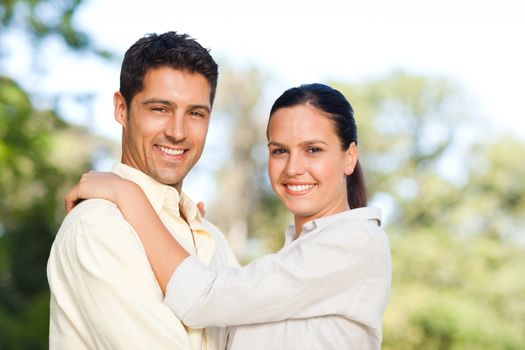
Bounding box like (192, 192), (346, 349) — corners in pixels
(1, 2), (521, 347)
(0, 0), (114, 347)
(460, 138), (525, 241)
(332, 73), (525, 349)
(0, 76), (83, 348)
(210, 71), (524, 348)
(334, 72), (468, 229)
(209, 65), (290, 261)
(0, 0), (109, 55)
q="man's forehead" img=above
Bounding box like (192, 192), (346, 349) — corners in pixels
(134, 68), (212, 105)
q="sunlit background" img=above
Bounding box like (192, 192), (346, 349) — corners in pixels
(1, 0), (524, 348)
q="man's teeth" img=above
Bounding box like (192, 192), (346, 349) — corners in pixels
(287, 184), (314, 192)
(159, 146), (184, 155)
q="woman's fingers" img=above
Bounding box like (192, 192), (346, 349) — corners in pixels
(65, 183), (82, 214)
(197, 201), (206, 217)
(64, 171), (128, 214)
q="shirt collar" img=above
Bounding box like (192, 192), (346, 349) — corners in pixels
(111, 163), (207, 233)
(285, 207), (382, 243)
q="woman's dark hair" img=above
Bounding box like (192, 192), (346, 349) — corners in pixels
(119, 31), (218, 107)
(268, 83), (367, 208)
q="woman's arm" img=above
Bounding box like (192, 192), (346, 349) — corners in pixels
(165, 222), (390, 328)
(66, 171), (188, 293)
(67, 172), (391, 327)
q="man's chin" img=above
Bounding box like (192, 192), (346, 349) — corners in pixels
(152, 172), (185, 188)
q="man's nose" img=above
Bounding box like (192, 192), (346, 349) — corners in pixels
(165, 113), (187, 141)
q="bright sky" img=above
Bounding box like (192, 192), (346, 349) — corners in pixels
(6, 0), (525, 201)
(63, 0), (525, 143)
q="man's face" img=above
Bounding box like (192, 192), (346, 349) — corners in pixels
(114, 67), (212, 191)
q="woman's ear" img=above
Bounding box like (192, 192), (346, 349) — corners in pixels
(113, 92), (128, 127)
(344, 142), (358, 175)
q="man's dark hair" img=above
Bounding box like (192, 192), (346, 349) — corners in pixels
(119, 31), (219, 107)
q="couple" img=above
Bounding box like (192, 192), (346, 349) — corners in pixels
(47, 31), (391, 349)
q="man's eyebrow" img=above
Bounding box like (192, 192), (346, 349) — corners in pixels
(267, 141), (286, 147)
(142, 99), (211, 113)
(143, 99), (172, 106)
(189, 104), (211, 113)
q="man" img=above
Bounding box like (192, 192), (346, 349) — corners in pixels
(47, 32), (238, 349)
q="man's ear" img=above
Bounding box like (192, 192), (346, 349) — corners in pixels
(344, 142), (358, 175)
(113, 92), (128, 127)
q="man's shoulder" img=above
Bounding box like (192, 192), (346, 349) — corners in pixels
(49, 198), (148, 273)
(61, 199), (122, 229)
(53, 199), (131, 248)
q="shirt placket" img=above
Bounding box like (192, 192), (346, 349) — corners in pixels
(163, 190), (197, 256)
(179, 199), (216, 350)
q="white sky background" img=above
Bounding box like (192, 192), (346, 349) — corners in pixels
(42, 0), (525, 138)
(5, 0), (525, 202)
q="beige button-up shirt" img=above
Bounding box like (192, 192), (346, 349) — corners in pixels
(165, 208), (392, 349)
(47, 163), (239, 349)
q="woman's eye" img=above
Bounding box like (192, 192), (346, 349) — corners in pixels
(272, 149), (286, 155)
(307, 147), (322, 153)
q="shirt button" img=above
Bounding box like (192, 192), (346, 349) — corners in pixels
(304, 222), (315, 231)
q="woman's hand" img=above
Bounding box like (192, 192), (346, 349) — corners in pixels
(197, 201), (206, 217)
(65, 171), (136, 213)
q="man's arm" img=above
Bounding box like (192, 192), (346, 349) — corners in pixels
(47, 200), (192, 349)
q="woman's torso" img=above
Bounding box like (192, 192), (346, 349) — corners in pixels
(227, 315), (380, 350)
(226, 207), (391, 350)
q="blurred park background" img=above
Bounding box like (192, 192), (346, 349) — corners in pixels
(1, 0), (524, 348)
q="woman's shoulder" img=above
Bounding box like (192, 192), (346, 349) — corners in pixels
(317, 207), (385, 237)
(308, 208), (390, 258)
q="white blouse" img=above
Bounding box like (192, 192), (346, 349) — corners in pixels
(165, 207), (392, 350)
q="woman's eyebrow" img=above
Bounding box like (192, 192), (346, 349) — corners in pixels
(300, 140), (328, 146)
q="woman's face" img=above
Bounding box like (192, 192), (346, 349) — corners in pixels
(267, 104), (357, 229)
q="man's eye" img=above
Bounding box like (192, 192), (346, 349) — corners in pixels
(272, 149), (286, 155)
(152, 107), (168, 113)
(190, 111), (204, 118)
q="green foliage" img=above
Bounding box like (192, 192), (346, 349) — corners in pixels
(0, 76), (92, 348)
(209, 64), (289, 260)
(332, 73), (525, 348)
(0, 1), (113, 346)
(212, 70), (525, 347)
(384, 232), (525, 349)
(1, 3), (523, 346)
(0, 0), (110, 57)
(249, 193), (289, 254)
(0, 291), (49, 349)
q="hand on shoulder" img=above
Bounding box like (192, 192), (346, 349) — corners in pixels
(65, 171), (138, 213)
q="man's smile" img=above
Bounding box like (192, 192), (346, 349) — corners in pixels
(156, 145), (186, 156)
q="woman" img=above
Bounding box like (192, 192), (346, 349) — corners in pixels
(67, 83), (391, 349)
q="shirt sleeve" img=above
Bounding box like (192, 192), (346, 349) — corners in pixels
(164, 221), (390, 328)
(47, 200), (193, 349)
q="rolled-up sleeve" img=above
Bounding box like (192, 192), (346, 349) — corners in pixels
(48, 201), (192, 349)
(164, 221), (389, 328)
